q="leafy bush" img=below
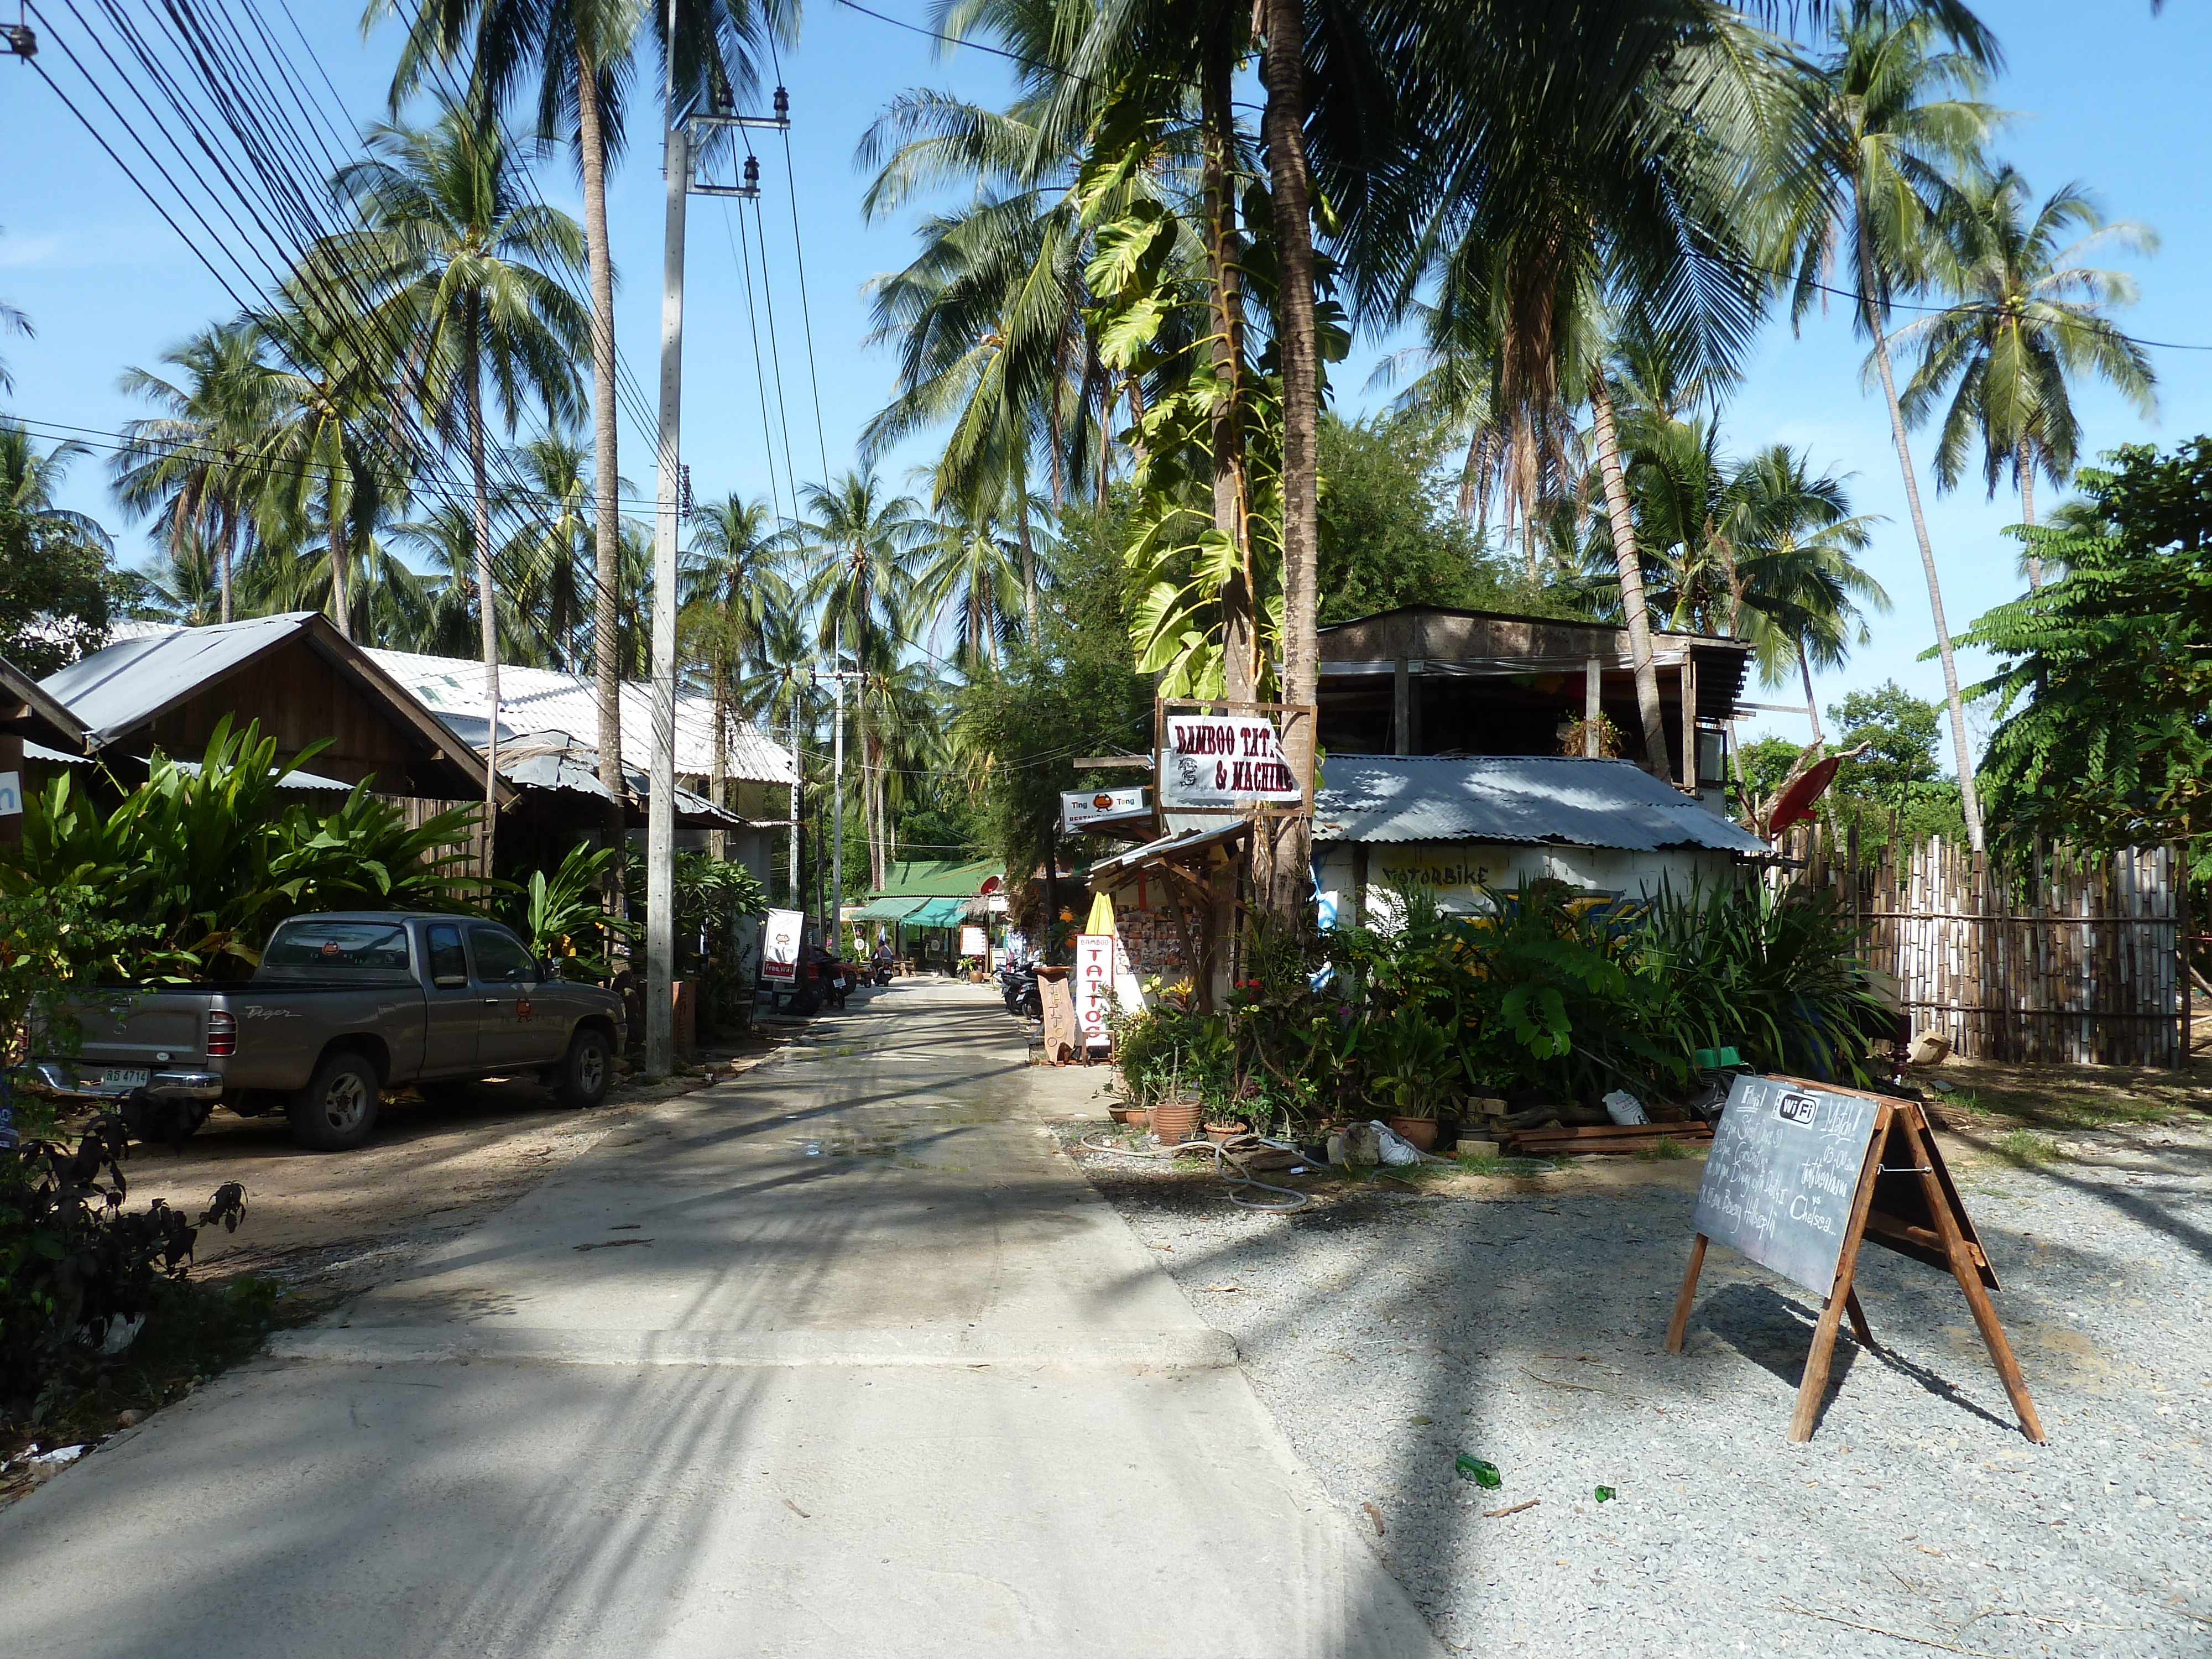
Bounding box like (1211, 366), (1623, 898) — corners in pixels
(1634, 881), (1890, 1085)
(1, 716), (483, 983)
(1136, 873), (1887, 1128)
(1110, 990), (1233, 1110)
(519, 842), (635, 980)
(1, 1117), (245, 1422)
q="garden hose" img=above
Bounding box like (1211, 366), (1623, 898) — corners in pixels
(1076, 1131), (1314, 1213)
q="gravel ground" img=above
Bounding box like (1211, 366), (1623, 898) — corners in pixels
(1074, 1128), (2212, 1658)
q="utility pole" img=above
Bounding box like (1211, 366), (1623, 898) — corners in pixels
(787, 690), (802, 909)
(812, 630), (864, 957)
(644, 12), (786, 1077)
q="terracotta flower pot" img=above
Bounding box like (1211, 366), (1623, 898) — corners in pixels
(1386, 1116), (1439, 1153)
(1110, 1104), (1150, 1128)
(1203, 1121), (1249, 1145)
(1150, 1098), (1202, 1146)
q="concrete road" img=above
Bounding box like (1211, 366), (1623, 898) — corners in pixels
(0, 980), (1441, 1658)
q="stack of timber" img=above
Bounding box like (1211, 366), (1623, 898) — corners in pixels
(1504, 1120), (1714, 1156)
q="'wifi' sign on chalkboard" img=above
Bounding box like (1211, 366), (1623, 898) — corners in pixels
(1689, 1075), (1884, 1297)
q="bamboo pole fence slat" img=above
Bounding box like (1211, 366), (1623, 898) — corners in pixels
(1779, 829), (2187, 1067)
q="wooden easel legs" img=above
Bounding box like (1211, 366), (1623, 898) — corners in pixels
(1898, 1109), (2047, 1444)
(1664, 1234), (1707, 1354)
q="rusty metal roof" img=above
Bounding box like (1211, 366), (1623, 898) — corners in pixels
(1313, 754), (1769, 854)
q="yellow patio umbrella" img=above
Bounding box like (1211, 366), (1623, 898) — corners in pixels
(1084, 891), (1117, 936)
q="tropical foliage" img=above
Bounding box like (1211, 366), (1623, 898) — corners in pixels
(1955, 437), (2212, 877)
(0, 719), (483, 984)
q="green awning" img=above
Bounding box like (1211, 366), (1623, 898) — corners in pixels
(849, 895), (930, 924)
(904, 896), (969, 928)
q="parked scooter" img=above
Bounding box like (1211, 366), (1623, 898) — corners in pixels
(997, 959), (1041, 1020)
(821, 953), (851, 1011)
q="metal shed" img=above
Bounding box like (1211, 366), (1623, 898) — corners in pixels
(1312, 754), (1770, 924)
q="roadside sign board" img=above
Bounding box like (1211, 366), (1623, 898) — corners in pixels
(1690, 1074), (1883, 1298)
(959, 925), (987, 958)
(761, 908), (804, 985)
(1061, 784), (1150, 831)
(1670, 1074), (2041, 1444)
(1157, 714), (1300, 808)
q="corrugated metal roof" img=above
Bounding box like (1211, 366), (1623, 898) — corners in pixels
(873, 858), (1003, 898)
(42, 614), (317, 747)
(1313, 754), (1770, 855)
(46, 618), (794, 787)
(368, 645), (795, 786)
(23, 741), (352, 790)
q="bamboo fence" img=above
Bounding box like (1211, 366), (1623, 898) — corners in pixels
(1780, 826), (2187, 1068)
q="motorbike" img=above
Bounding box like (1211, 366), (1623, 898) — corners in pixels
(998, 960), (1041, 1020)
(822, 957), (851, 1011)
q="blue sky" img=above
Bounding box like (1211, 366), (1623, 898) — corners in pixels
(1, 1), (2204, 761)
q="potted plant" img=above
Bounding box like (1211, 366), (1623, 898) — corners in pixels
(1364, 1010), (1457, 1153)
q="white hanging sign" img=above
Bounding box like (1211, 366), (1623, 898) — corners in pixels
(1061, 785), (1151, 831)
(1157, 715), (1301, 807)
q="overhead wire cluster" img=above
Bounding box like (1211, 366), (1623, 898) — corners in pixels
(15, 0), (848, 661)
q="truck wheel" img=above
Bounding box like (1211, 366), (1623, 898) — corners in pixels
(556, 1026), (613, 1110)
(290, 1051), (382, 1151)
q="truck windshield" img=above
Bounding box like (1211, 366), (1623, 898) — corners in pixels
(260, 920), (415, 981)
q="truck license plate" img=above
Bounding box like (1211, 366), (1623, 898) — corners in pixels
(101, 1068), (151, 1091)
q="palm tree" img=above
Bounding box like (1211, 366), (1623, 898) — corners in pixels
(800, 471), (925, 670)
(907, 491), (1026, 677)
(1895, 165), (2156, 589)
(128, 527), (225, 628)
(858, 35), (1117, 637)
(1719, 445), (1890, 739)
(1770, 0), (2001, 852)
(378, 0), (799, 802)
(113, 320), (274, 625)
(331, 99), (590, 868)
(0, 423), (118, 674)
(500, 434), (601, 669)
(680, 493), (790, 833)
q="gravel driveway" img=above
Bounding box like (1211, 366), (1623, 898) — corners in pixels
(1076, 1128), (2211, 1657)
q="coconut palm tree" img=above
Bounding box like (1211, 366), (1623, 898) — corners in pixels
(680, 493), (790, 830)
(911, 476), (1032, 678)
(1768, 0), (2001, 851)
(1720, 446), (1890, 738)
(377, 0), (799, 801)
(800, 471), (925, 670)
(500, 434), (601, 669)
(0, 423), (118, 673)
(1895, 165), (2156, 589)
(113, 320), (275, 625)
(242, 257), (416, 644)
(330, 99), (591, 868)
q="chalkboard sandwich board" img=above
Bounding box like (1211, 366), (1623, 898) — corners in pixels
(1666, 1074), (2042, 1445)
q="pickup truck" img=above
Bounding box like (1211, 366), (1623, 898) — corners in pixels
(30, 912), (628, 1152)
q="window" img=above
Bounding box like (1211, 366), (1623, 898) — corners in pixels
(265, 920), (411, 972)
(469, 926), (538, 985)
(426, 925), (468, 989)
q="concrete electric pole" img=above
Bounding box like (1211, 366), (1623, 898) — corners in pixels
(812, 632), (864, 956)
(644, 9), (787, 1077)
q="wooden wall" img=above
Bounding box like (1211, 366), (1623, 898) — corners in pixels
(142, 638), (436, 793)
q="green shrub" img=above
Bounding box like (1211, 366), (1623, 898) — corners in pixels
(1634, 881), (1890, 1087)
(0, 1117), (246, 1422)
